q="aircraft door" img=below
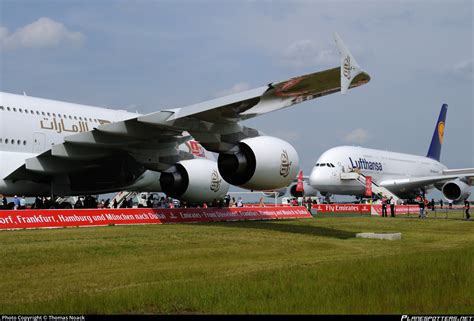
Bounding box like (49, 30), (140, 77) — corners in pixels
(33, 133), (45, 153)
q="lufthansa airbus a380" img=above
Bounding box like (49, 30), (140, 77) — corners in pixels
(309, 104), (474, 202)
(0, 33), (370, 203)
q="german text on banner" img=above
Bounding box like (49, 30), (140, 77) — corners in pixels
(0, 206), (311, 230)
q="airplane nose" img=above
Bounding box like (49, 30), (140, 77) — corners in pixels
(309, 168), (322, 187)
(309, 167), (334, 189)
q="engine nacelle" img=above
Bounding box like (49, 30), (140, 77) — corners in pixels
(442, 179), (471, 202)
(289, 181), (318, 198)
(160, 159), (229, 203)
(217, 136), (299, 190)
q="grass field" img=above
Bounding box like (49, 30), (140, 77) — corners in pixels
(0, 216), (472, 314)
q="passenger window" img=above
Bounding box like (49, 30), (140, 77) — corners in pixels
(13, 108), (16, 112)
(7, 107), (10, 111)
(0, 106), (3, 111)
(320, 164), (326, 167)
(5, 139), (8, 144)
(19, 108), (23, 113)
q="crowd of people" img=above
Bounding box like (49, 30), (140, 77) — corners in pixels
(0, 192), (470, 219)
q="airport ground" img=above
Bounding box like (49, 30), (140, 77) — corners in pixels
(0, 214), (472, 314)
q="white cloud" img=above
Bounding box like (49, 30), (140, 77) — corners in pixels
(343, 128), (370, 144)
(0, 17), (84, 51)
(213, 82), (251, 98)
(451, 59), (473, 80)
(282, 40), (337, 68)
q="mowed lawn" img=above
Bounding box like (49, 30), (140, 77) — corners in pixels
(0, 216), (472, 314)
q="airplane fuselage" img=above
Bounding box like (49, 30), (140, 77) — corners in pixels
(309, 146), (447, 197)
(0, 92), (145, 196)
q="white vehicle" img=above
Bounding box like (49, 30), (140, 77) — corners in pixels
(309, 104), (473, 202)
(0, 33), (370, 203)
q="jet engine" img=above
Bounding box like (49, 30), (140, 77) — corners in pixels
(217, 136), (299, 190)
(289, 181), (318, 198)
(160, 159), (229, 203)
(441, 179), (471, 202)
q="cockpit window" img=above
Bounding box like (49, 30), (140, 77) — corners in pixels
(316, 163), (336, 167)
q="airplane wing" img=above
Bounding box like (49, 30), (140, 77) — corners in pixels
(378, 169), (474, 190)
(6, 33), (370, 184)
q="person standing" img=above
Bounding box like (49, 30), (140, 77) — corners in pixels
(381, 195), (387, 217)
(13, 195), (20, 210)
(1, 195), (7, 209)
(389, 197), (395, 217)
(419, 197), (426, 219)
(34, 196), (43, 209)
(236, 197), (243, 208)
(306, 197), (313, 214)
(464, 200), (470, 220)
(439, 199), (443, 209)
(19, 196), (26, 209)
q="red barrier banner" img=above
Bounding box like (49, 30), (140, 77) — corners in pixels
(312, 204), (371, 213)
(365, 176), (372, 197)
(0, 206), (311, 230)
(371, 205), (420, 216)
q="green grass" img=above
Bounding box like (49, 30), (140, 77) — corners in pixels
(0, 217), (472, 314)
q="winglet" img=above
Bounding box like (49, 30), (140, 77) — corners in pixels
(333, 32), (366, 94)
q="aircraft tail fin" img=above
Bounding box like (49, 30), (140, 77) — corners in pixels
(333, 32), (368, 94)
(426, 104), (448, 161)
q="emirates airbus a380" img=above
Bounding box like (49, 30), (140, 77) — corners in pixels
(0, 33), (370, 203)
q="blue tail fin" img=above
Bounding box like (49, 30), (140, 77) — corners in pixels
(426, 104), (448, 161)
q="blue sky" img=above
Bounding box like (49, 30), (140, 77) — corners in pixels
(1, 0), (472, 200)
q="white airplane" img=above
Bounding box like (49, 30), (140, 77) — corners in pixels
(309, 104), (474, 202)
(0, 33), (370, 203)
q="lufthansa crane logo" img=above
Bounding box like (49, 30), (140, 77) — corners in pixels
(343, 56), (351, 80)
(438, 121), (445, 144)
(280, 150), (292, 178)
(210, 169), (222, 192)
